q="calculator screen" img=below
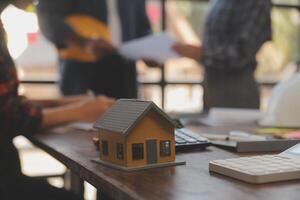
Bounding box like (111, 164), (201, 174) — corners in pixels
(287, 145), (300, 155)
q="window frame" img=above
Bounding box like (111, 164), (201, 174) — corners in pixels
(102, 140), (109, 156)
(160, 140), (171, 157)
(132, 143), (144, 160)
(19, 1), (294, 110)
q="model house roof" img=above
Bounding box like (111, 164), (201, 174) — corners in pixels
(94, 99), (181, 134)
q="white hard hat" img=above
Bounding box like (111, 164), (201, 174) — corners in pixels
(259, 74), (300, 128)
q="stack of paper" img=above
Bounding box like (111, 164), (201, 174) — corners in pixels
(199, 108), (262, 127)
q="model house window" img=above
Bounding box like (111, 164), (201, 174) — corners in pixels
(160, 141), (171, 157)
(132, 143), (144, 160)
(116, 143), (124, 160)
(102, 141), (109, 156)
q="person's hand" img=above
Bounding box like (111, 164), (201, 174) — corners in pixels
(55, 93), (102, 106)
(66, 33), (117, 60)
(173, 43), (203, 61)
(76, 96), (115, 122)
(31, 94), (96, 108)
(42, 95), (115, 128)
(85, 38), (117, 58)
(142, 59), (160, 68)
(57, 94), (92, 105)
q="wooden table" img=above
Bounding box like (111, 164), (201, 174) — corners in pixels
(29, 125), (300, 200)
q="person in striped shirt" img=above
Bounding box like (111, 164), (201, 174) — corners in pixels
(174, 0), (272, 109)
(0, 1), (114, 199)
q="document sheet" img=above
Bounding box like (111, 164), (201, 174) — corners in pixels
(119, 32), (179, 64)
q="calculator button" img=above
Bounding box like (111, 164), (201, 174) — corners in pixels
(231, 164), (244, 169)
(278, 166), (292, 170)
(176, 141), (186, 144)
(248, 169), (265, 175)
(213, 160), (229, 165)
(265, 169), (278, 173)
(292, 161), (300, 165)
(283, 164), (296, 168)
(186, 138), (198, 143)
(268, 164), (282, 169)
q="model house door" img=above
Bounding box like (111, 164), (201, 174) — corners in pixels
(146, 139), (157, 164)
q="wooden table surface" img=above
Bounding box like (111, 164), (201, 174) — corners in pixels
(30, 125), (300, 200)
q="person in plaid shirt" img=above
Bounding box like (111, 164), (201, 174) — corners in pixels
(0, 1), (114, 199)
(174, 0), (272, 109)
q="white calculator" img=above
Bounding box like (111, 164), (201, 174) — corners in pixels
(209, 144), (300, 184)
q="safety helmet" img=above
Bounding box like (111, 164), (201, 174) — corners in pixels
(259, 74), (300, 128)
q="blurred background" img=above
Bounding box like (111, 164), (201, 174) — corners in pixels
(1, 0), (299, 112)
(1, 0), (299, 199)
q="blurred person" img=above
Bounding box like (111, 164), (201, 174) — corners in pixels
(0, 1), (114, 199)
(174, 0), (272, 109)
(37, 0), (153, 98)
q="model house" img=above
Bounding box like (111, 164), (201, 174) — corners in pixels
(93, 99), (185, 171)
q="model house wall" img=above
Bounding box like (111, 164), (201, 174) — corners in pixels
(99, 130), (127, 166)
(126, 110), (175, 168)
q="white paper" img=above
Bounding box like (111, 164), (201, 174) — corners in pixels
(119, 32), (179, 64)
(199, 108), (262, 127)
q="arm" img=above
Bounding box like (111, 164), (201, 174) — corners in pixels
(41, 96), (114, 129)
(173, 43), (203, 61)
(30, 94), (92, 107)
(0, 63), (113, 137)
(0, 93), (42, 139)
(36, 0), (76, 48)
(0, 92), (114, 138)
(38, 0), (117, 58)
(237, 0), (272, 59)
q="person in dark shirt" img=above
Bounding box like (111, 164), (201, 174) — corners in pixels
(174, 0), (272, 109)
(0, 1), (114, 199)
(37, 0), (152, 98)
